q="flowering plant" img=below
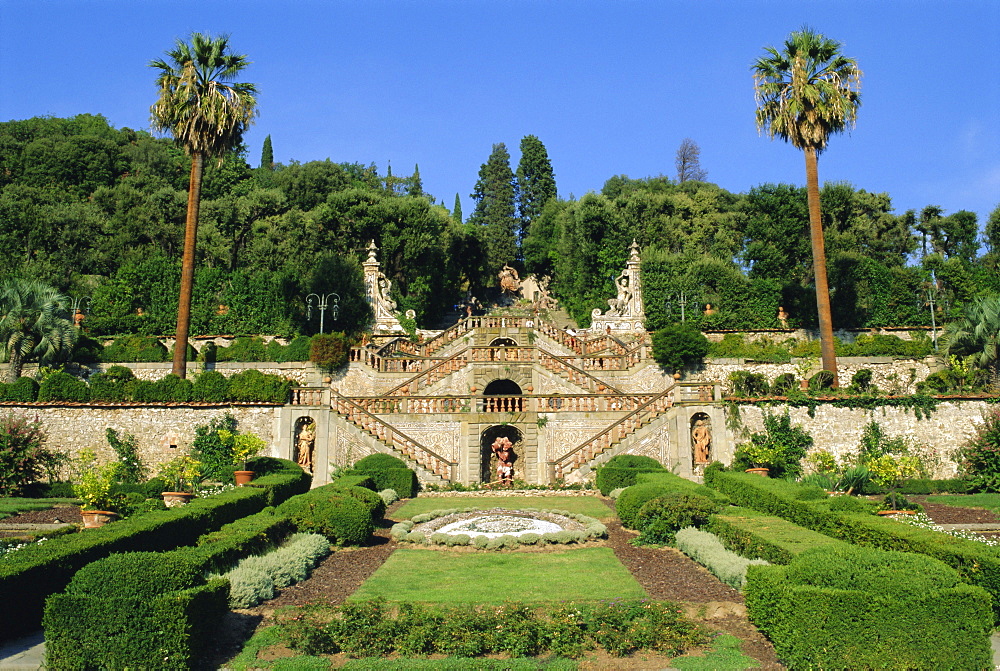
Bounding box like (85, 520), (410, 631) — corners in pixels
(157, 455), (202, 493)
(219, 430), (266, 470)
(72, 448), (119, 511)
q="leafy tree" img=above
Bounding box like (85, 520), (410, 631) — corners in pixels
(650, 323), (710, 371)
(742, 183), (811, 284)
(0, 279), (77, 382)
(516, 135), (556, 245)
(468, 143), (518, 272)
(753, 27), (862, 387)
(943, 294), (1000, 390)
(675, 138), (707, 182)
(150, 32), (258, 378)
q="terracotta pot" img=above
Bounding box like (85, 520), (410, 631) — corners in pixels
(80, 510), (118, 528)
(162, 492), (195, 507)
(745, 467), (770, 477)
(800, 380), (809, 391)
(234, 470), (255, 486)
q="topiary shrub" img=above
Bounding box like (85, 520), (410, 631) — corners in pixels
(808, 370), (836, 392)
(651, 323), (710, 372)
(849, 368), (875, 393)
(216, 336), (268, 362)
(595, 455), (665, 495)
(103, 335), (169, 363)
(38, 371), (90, 402)
(282, 336), (313, 362)
(336, 485), (386, 520)
(66, 551), (204, 600)
(88, 366), (136, 402)
(351, 454), (418, 497)
(771, 373), (797, 395)
(227, 369), (292, 403)
(616, 483), (671, 529)
(6, 377), (39, 402)
(634, 492), (721, 545)
(277, 491), (373, 545)
(192, 370), (230, 402)
(310, 332), (351, 371)
(131, 373), (193, 402)
(727, 371), (770, 397)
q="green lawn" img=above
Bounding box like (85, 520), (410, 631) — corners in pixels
(393, 495), (613, 521)
(927, 493), (1000, 511)
(350, 547), (645, 603)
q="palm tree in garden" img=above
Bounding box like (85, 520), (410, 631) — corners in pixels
(753, 27), (861, 387)
(150, 33), (258, 378)
(0, 279), (77, 383)
(944, 295), (1000, 391)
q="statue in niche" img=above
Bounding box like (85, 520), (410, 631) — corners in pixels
(692, 417), (712, 464)
(777, 306), (789, 328)
(491, 436), (515, 485)
(296, 420), (316, 473)
(498, 264), (521, 295)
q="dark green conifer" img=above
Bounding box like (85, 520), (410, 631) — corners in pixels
(468, 143), (518, 270)
(516, 135), (556, 244)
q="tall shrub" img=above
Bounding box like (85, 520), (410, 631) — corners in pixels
(310, 332), (350, 371)
(954, 407), (1000, 491)
(0, 414), (59, 496)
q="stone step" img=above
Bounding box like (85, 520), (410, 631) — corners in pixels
(938, 523), (1000, 532)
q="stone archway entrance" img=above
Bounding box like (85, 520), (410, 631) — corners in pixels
(480, 425), (523, 484)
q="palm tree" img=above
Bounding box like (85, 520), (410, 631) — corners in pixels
(0, 279), (77, 383)
(753, 27), (861, 387)
(150, 33), (258, 378)
(944, 295), (1000, 391)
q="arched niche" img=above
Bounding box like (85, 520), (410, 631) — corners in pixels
(690, 411), (712, 466)
(489, 337), (518, 347)
(480, 425), (523, 483)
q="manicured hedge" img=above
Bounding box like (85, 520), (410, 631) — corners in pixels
(0, 377), (39, 401)
(616, 472), (729, 529)
(331, 474), (376, 491)
(594, 454), (665, 495)
(45, 566), (228, 670)
(193, 507), (295, 574)
(706, 469), (1000, 620)
(708, 507), (850, 565)
(38, 371), (89, 402)
(276, 483), (374, 545)
(745, 546), (993, 670)
(0, 462), (307, 643)
(246, 457), (313, 506)
(350, 454), (418, 498)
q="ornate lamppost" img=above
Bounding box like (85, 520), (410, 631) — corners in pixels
(664, 290), (698, 323)
(67, 296), (91, 328)
(306, 293), (340, 333)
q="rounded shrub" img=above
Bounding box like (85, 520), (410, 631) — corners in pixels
(6, 377), (39, 402)
(192, 370), (230, 402)
(727, 371), (770, 397)
(808, 370), (836, 392)
(616, 483), (670, 529)
(228, 369), (292, 403)
(354, 454), (408, 470)
(103, 335), (168, 363)
(38, 371), (90, 402)
(634, 492), (720, 544)
(338, 485), (386, 520)
(771, 372), (798, 395)
(850, 368), (875, 393)
(88, 365), (136, 401)
(278, 493), (373, 545)
(786, 545), (960, 594)
(651, 323), (710, 371)
(216, 336), (268, 362)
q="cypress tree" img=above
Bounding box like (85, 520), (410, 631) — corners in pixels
(453, 193), (463, 223)
(407, 163), (423, 197)
(516, 135), (556, 244)
(260, 134), (273, 170)
(468, 143), (518, 270)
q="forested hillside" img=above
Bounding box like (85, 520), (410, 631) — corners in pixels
(1, 114), (997, 337)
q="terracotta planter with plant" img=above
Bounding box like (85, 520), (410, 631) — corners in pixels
(157, 455), (202, 506)
(72, 449), (120, 528)
(221, 430), (266, 486)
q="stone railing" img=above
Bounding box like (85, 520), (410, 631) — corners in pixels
(549, 386), (677, 480)
(537, 350), (624, 394)
(289, 387), (329, 406)
(332, 392), (456, 480)
(340, 393), (659, 415)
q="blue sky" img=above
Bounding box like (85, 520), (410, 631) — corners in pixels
(2, 0), (998, 234)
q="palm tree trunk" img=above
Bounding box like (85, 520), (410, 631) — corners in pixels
(804, 147), (839, 387)
(173, 151), (204, 379)
(6, 348), (23, 384)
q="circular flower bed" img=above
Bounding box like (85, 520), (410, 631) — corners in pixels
(390, 507), (607, 550)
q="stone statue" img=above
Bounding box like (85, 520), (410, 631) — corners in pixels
(492, 436), (515, 485)
(703, 304), (717, 316)
(777, 306), (789, 329)
(296, 421), (316, 473)
(692, 418), (712, 464)
(590, 240), (645, 333)
(606, 273), (632, 316)
(498, 264), (521, 295)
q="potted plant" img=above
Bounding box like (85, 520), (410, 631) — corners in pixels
(736, 440), (780, 476)
(221, 430), (266, 485)
(73, 448), (120, 527)
(157, 455), (202, 506)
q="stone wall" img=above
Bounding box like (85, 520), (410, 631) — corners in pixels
(1, 404), (280, 477)
(8, 361), (320, 386)
(730, 400), (992, 479)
